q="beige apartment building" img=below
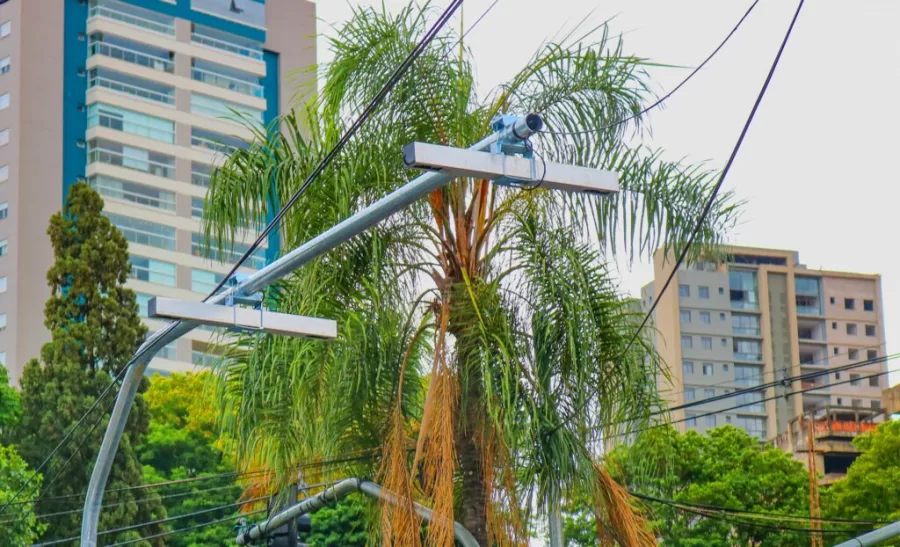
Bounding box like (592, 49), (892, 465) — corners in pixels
(639, 246), (887, 473)
(0, 0), (315, 382)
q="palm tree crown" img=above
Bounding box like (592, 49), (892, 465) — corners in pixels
(202, 4), (739, 545)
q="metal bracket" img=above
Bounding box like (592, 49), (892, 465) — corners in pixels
(224, 273), (265, 335)
(488, 114), (538, 187)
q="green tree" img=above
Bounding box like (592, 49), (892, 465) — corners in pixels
(139, 372), (243, 546)
(202, 4), (738, 544)
(0, 444), (47, 545)
(823, 420), (900, 544)
(0, 363), (20, 437)
(601, 425), (811, 547)
(305, 495), (369, 547)
(15, 182), (165, 543)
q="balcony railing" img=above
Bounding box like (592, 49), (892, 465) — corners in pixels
(191, 67), (263, 98)
(191, 351), (220, 368)
(89, 112), (175, 144)
(734, 352), (763, 362)
(91, 178), (175, 212)
(90, 42), (174, 73)
(732, 327), (761, 336)
(88, 74), (175, 105)
(192, 134), (237, 156)
(88, 147), (175, 179)
(731, 300), (759, 311)
(88, 5), (175, 35)
(797, 305), (822, 315)
(191, 31), (264, 60)
(191, 171), (211, 187)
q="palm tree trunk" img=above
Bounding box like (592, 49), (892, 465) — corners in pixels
(457, 380), (489, 545)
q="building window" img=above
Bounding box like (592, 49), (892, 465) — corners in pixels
(89, 176), (175, 211)
(0, 277), (6, 293)
(0, 164), (7, 183)
(836, 397), (843, 405)
(191, 233), (266, 269)
(869, 376), (880, 388)
(705, 415), (716, 428)
(720, 312), (726, 321)
(699, 286), (710, 299)
(865, 325), (876, 337)
(699, 311), (711, 324)
(0, 202), (7, 220)
(0, 57), (9, 75)
(685, 389), (695, 402)
(704, 388), (715, 398)
(832, 321), (837, 330)
(835, 373), (841, 380)
(833, 347), (839, 355)
(736, 391), (764, 413)
(681, 335), (692, 349)
(136, 293), (152, 317)
(678, 284), (690, 298)
(702, 363), (714, 376)
(156, 342), (177, 361)
(736, 416), (766, 440)
(701, 337), (712, 350)
(0, 129), (8, 146)
(871, 400), (882, 410)
(868, 349), (878, 360)
(190, 92), (264, 122)
(726, 415), (732, 423)
(851, 399), (862, 408)
(847, 323), (858, 335)
(191, 269), (225, 294)
(723, 364), (729, 372)
(850, 374), (860, 386)
(735, 365), (762, 387)
(729, 270), (759, 310)
(0, 352), (5, 365)
(721, 337), (728, 347)
(680, 310), (691, 324)
(718, 287), (724, 295)
(0, 92), (9, 110)
(864, 299), (874, 312)
(106, 214), (176, 250)
(682, 361), (694, 375)
(0, 21), (10, 38)
(685, 414), (697, 428)
(830, 296), (836, 304)
(849, 349), (859, 360)
(845, 298), (855, 310)
(191, 197), (204, 219)
(0, 313), (7, 329)
(0, 239), (7, 256)
(129, 255), (176, 287)
(87, 103), (176, 144)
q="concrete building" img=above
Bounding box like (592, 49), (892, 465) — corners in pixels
(639, 246), (887, 445)
(0, 0), (315, 382)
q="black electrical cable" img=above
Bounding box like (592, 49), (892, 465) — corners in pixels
(543, 0), (760, 137)
(106, 508), (267, 547)
(630, 493), (891, 526)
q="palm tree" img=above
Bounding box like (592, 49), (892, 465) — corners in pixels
(202, 4), (739, 545)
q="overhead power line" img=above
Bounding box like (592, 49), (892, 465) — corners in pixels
(543, 0), (761, 136)
(106, 509), (267, 547)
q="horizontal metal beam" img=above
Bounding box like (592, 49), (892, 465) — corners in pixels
(148, 297), (337, 339)
(403, 141), (619, 195)
(832, 520), (900, 547)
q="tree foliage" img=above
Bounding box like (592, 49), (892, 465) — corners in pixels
(0, 363), (20, 437)
(305, 495), (370, 547)
(140, 371), (244, 546)
(0, 444), (46, 545)
(600, 425), (811, 547)
(15, 183), (165, 543)
(822, 420), (900, 544)
(201, 4), (739, 544)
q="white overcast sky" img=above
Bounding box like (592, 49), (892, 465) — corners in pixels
(310, 0), (900, 388)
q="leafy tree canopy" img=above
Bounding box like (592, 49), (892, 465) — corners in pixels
(0, 444), (47, 545)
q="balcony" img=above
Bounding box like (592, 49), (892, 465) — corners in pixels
(88, 0), (175, 36)
(88, 139), (175, 179)
(89, 37), (174, 73)
(730, 298), (759, 311)
(192, 67), (263, 98)
(797, 318), (827, 343)
(88, 103), (175, 144)
(90, 175), (175, 212)
(191, 162), (212, 187)
(734, 352), (763, 362)
(191, 26), (264, 61)
(732, 327), (761, 336)
(191, 128), (247, 156)
(88, 68), (175, 106)
(799, 346), (828, 367)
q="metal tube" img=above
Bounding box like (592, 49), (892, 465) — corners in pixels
(832, 521), (900, 547)
(82, 114), (541, 545)
(236, 479), (479, 547)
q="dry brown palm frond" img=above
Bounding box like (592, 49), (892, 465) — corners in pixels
(482, 425), (527, 547)
(592, 463), (656, 547)
(417, 302), (458, 547)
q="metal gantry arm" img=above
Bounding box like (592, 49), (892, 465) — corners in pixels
(235, 479), (479, 547)
(80, 113), (548, 545)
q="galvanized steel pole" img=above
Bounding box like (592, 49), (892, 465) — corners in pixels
(832, 521), (900, 547)
(81, 114), (543, 545)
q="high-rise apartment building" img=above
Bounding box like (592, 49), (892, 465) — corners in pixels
(639, 246), (887, 449)
(0, 0), (315, 382)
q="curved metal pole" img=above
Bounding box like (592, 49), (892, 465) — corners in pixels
(81, 115), (542, 546)
(235, 479), (479, 547)
(832, 521), (900, 547)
